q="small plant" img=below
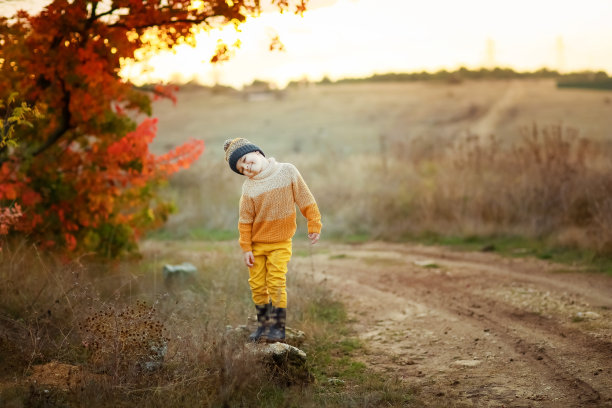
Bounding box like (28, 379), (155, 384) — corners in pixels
(79, 300), (168, 378)
(0, 92), (42, 149)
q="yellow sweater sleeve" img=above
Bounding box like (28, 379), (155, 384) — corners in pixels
(238, 194), (254, 252)
(292, 167), (322, 234)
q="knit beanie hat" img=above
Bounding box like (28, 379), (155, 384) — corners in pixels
(223, 138), (265, 174)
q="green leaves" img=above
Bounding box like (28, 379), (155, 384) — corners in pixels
(0, 93), (43, 149)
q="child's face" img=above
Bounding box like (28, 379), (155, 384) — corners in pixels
(236, 151), (268, 178)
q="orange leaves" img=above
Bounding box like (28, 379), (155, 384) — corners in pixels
(0, 184), (17, 201)
(45, 117), (203, 253)
(64, 233), (77, 251)
(156, 138), (205, 176)
(76, 47), (107, 86)
(0, 163), (10, 177)
(0, 0), (266, 255)
(0, 162), (42, 207)
(105, 118), (205, 181)
(152, 84), (179, 104)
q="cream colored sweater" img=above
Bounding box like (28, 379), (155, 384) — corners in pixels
(238, 158), (322, 252)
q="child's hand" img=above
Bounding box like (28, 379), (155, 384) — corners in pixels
(308, 233), (320, 245)
(243, 251), (254, 267)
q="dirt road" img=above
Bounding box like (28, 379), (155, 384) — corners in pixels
(292, 242), (612, 408)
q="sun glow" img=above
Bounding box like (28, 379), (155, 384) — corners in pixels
(118, 0), (612, 89)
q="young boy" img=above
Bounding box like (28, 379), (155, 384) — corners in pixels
(223, 138), (322, 343)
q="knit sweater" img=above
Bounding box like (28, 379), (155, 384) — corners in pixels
(238, 158), (322, 252)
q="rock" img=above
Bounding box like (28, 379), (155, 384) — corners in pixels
(452, 359), (482, 367)
(245, 342), (312, 384)
(285, 327), (306, 347)
(583, 311), (601, 320)
(143, 341), (168, 371)
(162, 263), (198, 289)
(327, 377), (345, 385)
(162, 262), (197, 277)
(253, 342), (307, 363)
(575, 311), (601, 321)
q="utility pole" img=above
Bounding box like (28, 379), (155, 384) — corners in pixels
(485, 37), (496, 69)
(556, 36), (566, 73)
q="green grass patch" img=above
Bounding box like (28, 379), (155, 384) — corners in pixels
(423, 263), (440, 269)
(329, 253), (348, 260)
(303, 299), (414, 406)
(326, 231), (371, 244)
(307, 298), (347, 324)
(363, 256), (405, 266)
(145, 227), (237, 241)
(413, 232), (612, 276)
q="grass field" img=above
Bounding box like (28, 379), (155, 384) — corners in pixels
(149, 79), (612, 258)
(0, 240), (413, 407)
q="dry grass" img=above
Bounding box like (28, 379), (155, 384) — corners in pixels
(375, 123), (612, 253)
(0, 240), (412, 407)
(149, 80), (612, 257)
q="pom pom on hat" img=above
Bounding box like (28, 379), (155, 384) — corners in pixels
(223, 138), (265, 174)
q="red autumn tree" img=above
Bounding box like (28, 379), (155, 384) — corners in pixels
(0, 0), (307, 256)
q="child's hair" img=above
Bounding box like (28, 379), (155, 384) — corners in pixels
(223, 138), (265, 174)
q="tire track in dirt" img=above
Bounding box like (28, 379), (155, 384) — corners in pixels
(447, 300), (602, 406)
(400, 270), (609, 406)
(293, 241), (612, 407)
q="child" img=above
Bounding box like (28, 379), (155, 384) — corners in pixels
(223, 138), (322, 342)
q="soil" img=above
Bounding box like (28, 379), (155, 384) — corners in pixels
(292, 241), (612, 408)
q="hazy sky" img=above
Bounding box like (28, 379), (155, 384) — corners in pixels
(2, 0), (612, 88)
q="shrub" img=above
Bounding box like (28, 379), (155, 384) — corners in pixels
(79, 301), (168, 379)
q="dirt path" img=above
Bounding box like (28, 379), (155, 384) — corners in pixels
(292, 242), (612, 408)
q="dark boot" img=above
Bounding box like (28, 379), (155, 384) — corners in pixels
(267, 306), (286, 343)
(249, 303), (270, 342)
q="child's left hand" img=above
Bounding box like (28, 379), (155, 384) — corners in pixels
(308, 233), (320, 244)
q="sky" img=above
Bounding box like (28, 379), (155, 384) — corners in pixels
(2, 0), (612, 88)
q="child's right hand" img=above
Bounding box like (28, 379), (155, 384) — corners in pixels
(243, 251), (254, 268)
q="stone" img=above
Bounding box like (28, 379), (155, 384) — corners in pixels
(247, 342), (306, 366)
(244, 342), (312, 383)
(163, 262), (197, 279)
(143, 340), (168, 371)
(226, 324), (306, 347)
(162, 263), (198, 288)
(327, 377), (345, 385)
(452, 359), (482, 367)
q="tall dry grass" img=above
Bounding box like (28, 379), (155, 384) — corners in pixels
(145, 82), (612, 257)
(156, 121), (612, 256)
(1, 239), (411, 406)
(0, 242), (302, 405)
(331, 123), (612, 254)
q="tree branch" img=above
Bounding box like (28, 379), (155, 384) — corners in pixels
(31, 80), (71, 158)
(108, 18), (218, 29)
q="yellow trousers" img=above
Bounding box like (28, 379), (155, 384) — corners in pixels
(248, 240), (292, 308)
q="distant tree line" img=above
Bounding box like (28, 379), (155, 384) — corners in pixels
(283, 67), (612, 91)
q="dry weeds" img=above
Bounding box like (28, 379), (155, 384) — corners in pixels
(151, 80), (612, 256)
